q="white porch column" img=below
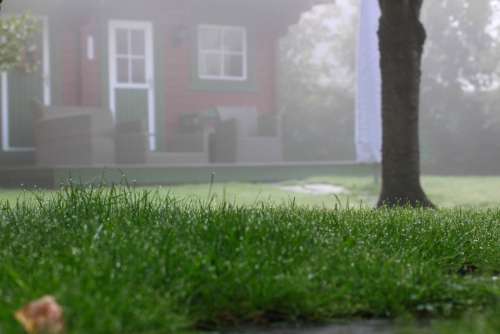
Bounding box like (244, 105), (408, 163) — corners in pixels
(355, 0), (382, 163)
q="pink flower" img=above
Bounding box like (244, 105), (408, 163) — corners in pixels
(15, 295), (65, 334)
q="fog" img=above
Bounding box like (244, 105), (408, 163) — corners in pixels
(0, 0), (499, 188)
(282, 0), (500, 174)
(3, 4), (500, 333)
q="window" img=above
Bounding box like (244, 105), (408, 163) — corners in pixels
(198, 25), (247, 81)
(114, 28), (147, 85)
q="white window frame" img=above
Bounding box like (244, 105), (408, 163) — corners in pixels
(109, 20), (153, 90)
(197, 24), (248, 81)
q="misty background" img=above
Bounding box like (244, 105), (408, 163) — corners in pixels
(280, 0), (500, 174)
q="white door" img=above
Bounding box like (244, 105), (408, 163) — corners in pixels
(108, 20), (156, 151)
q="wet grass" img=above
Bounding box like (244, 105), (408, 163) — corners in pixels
(3, 175), (500, 209)
(0, 185), (499, 333)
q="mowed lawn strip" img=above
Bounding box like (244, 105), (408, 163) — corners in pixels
(0, 186), (499, 333)
(3, 176), (500, 208)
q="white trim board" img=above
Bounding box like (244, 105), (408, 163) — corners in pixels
(42, 16), (51, 106)
(1, 16), (50, 152)
(1, 72), (10, 152)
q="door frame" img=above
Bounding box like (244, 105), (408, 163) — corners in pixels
(1, 16), (51, 152)
(108, 20), (156, 151)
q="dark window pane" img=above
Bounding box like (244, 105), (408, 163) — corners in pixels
(117, 57), (129, 83)
(131, 58), (146, 83)
(223, 29), (244, 52)
(130, 30), (145, 56)
(116, 29), (129, 54)
(224, 54), (244, 78)
(199, 27), (221, 50)
(201, 53), (222, 77)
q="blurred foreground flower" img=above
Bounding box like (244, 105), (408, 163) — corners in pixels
(15, 296), (65, 334)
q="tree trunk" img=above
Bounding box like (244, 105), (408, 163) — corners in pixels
(377, 0), (434, 208)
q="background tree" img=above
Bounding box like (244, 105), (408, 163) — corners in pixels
(279, 1), (357, 161)
(420, 0), (500, 174)
(280, 0), (499, 175)
(0, 14), (40, 71)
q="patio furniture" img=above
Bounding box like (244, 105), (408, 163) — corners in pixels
(34, 105), (115, 166)
(211, 107), (283, 163)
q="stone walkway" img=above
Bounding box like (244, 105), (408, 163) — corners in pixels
(279, 183), (348, 196)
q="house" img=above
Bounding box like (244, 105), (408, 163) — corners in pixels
(0, 0), (322, 167)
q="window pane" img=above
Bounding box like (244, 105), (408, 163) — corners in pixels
(116, 29), (129, 55)
(199, 27), (221, 50)
(223, 29), (244, 52)
(131, 58), (146, 83)
(224, 54), (244, 78)
(130, 30), (145, 56)
(201, 53), (222, 77)
(117, 57), (129, 83)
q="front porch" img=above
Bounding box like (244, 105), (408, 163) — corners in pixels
(31, 104), (283, 167)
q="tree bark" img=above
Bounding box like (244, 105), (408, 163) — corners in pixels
(377, 0), (434, 208)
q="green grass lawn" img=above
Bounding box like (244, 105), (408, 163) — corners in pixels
(0, 185), (499, 333)
(154, 175), (500, 208)
(3, 175), (500, 208)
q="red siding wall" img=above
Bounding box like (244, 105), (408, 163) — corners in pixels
(58, 5), (282, 148)
(60, 28), (81, 106)
(163, 25), (279, 141)
(59, 17), (102, 107)
(80, 21), (102, 107)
